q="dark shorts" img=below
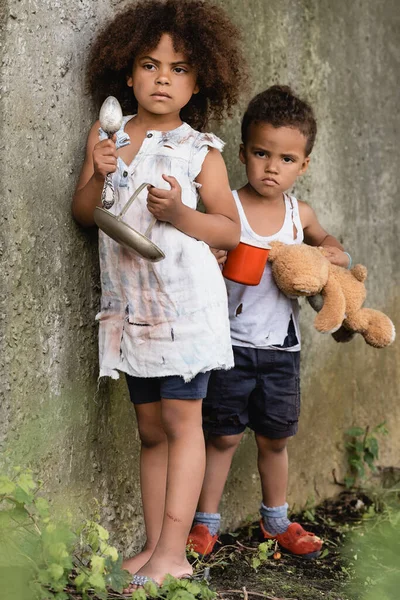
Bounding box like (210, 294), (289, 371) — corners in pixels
(126, 371), (211, 404)
(203, 346), (300, 439)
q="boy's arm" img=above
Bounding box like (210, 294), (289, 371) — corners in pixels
(147, 148), (240, 250)
(299, 201), (350, 268)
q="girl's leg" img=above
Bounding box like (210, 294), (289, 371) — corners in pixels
(123, 402), (167, 575)
(198, 433), (244, 513)
(133, 397), (205, 584)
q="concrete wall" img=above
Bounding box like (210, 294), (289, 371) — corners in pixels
(1, 0), (399, 549)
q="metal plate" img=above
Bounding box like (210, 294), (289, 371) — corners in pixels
(94, 207), (165, 262)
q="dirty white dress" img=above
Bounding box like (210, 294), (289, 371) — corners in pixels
(96, 117), (234, 381)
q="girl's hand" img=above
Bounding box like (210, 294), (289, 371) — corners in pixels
(92, 135), (118, 181)
(211, 248), (228, 265)
(319, 246), (350, 268)
(146, 175), (185, 225)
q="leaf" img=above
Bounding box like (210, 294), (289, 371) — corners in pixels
(104, 555), (131, 592)
(345, 427), (365, 437)
(132, 589), (147, 600)
(16, 472), (36, 494)
(96, 523), (109, 541)
(374, 421), (388, 435)
(365, 437), (379, 459)
(186, 582), (201, 595)
(35, 497), (50, 517)
(258, 541), (272, 552)
(48, 563), (64, 581)
(48, 542), (68, 561)
(252, 557), (261, 570)
(319, 548), (329, 559)
(91, 554), (105, 574)
(344, 476), (355, 488)
(88, 572), (106, 590)
(0, 476), (16, 495)
(88, 530), (100, 552)
(169, 590), (196, 600)
(103, 544), (119, 562)
(74, 572), (87, 588)
(364, 451), (377, 470)
(144, 579), (159, 597)
(14, 486), (34, 505)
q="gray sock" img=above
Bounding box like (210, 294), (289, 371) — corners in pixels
(260, 502), (291, 535)
(193, 511), (221, 536)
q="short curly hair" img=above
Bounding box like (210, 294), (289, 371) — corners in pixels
(241, 85), (317, 156)
(87, 0), (247, 131)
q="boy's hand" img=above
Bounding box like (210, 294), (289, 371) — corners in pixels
(147, 175), (185, 225)
(93, 135), (118, 181)
(319, 246), (350, 268)
(211, 248), (228, 265)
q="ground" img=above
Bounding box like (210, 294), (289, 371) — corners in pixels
(189, 483), (400, 600)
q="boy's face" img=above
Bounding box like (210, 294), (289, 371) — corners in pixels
(127, 33), (199, 118)
(240, 122), (310, 199)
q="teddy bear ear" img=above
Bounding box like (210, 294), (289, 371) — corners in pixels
(268, 241), (285, 262)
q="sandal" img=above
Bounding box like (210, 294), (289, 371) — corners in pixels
(128, 574), (158, 589)
(260, 519), (322, 559)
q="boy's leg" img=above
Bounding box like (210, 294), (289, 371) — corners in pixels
(251, 349), (322, 557)
(256, 435), (289, 509)
(189, 347), (256, 555)
(255, 434), (291, 532)
(198, 432), (244, 513)
(188, 432), (243, 555)
(123, 381), (167, 575)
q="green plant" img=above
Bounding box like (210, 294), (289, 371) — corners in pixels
(344, 422), (389, 488)
(343, 498), (400, 598)
(0, 467), (131, 599)
(132, 574), (216, 600)
(0, 467), (218, 600)
(248, 540), (275, 571)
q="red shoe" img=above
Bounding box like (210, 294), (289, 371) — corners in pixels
(187, 524), (218, 558)
(260, 519), (322, 559)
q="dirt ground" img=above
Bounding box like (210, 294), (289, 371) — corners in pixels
(192, 484), (400, 600)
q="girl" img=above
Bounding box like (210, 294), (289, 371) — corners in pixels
(72, 0), (247, 588)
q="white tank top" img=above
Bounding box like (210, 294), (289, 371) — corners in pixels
(225, 191), (304, 350)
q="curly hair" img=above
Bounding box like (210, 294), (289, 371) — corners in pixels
(87, 0), (247, 131)
(241, 85), (317, 156)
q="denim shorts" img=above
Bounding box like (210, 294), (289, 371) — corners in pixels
(203, 346), (300, 439)
(126, 371), (211, 404)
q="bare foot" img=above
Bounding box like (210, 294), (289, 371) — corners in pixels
(122, 548), (155, 594)
(127, 553), (193, 591)
(122, 547), (154, 575)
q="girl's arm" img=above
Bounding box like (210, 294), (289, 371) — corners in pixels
(146, 148), (240, 250)
(72, 121), (118, 227)
(299, 200), (350, 267)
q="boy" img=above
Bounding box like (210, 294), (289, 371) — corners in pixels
(188, 85), (351, 558)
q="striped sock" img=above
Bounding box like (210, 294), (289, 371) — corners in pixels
(260, 502), (291, 535)
(193, 511), (221, 536)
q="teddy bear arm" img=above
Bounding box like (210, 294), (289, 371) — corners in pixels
(345, 308), (396, 348)
(313, 275), (346, 333)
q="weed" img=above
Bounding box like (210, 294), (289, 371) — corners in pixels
(0, 468), (215, 600)
(344, 422), (388, 488)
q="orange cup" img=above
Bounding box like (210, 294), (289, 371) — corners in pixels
(223, 242), (270, 286)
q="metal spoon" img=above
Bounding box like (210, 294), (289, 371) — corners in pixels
(99, 96), (123, 209)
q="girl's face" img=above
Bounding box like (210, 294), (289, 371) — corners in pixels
(127, 34), (199, 120)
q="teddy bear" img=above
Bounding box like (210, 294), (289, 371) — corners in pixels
(268, 242), (395, 349)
